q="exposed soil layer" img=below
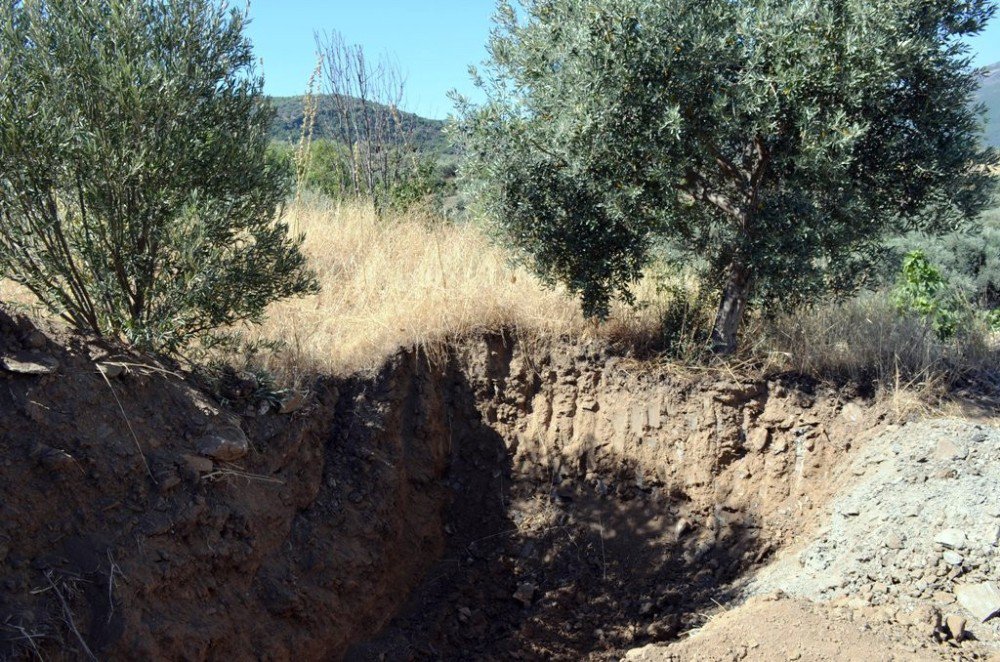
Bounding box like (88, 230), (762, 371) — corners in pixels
(0, 309), (917, 660)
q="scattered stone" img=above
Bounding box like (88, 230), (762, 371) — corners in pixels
(935, 439), (968, 461)
(513, 582), (536, 607)
(279, 390), (309, 414)
(841, 505), (860, 517)
(840, 402), (864, 424)
(945, 613), (966, 641)
(1, 352), (58, 375)
(38, 447), (75, 472)
(639, 601), (654, 616)
(909, 604), (942, 639)
(885, 533), (903, 550)
(674, 518), (691, 538)
(181, 454), (214, 474)
(943, 550), (964, 566)
(196, 426), (249, 462)
(97, 362), (125, 378)
(748, 427), (770, 452)
(955, 583), (1000, 622)
(933, 591), (955, 605)
(935, 529), (968, 550)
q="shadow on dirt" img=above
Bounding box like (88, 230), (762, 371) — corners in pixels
(347, 362), (766, 661)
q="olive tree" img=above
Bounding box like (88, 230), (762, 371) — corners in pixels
(0, 0), (317, 353)
(455, 0), (998, 352)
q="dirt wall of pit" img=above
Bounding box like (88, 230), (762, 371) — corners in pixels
(0, 311), (885, 660)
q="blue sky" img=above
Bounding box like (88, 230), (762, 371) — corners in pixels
(245, 1), (1000, 120)
(245, 1), (494, 119)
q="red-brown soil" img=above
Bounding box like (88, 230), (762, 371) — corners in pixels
(0, 309), (914, 660)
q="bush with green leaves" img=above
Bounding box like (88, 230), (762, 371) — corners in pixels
(454, 0), (998, 353)
(887, 205), (1000, 309)
(891, 250), (962, 340)
(892, 249), (1000, 340)
(0, 0), (317, 353)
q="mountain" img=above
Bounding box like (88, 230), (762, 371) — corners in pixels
(267, 62), (999, 153)
(977, 62), (1000, 148)
(267, 95), (449, 153)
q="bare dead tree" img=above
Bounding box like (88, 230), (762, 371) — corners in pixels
(314, 30), (418, 207)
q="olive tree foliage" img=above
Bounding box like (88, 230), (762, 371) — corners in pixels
(454, 0), (998, 352)
(0, 0), (317, 353)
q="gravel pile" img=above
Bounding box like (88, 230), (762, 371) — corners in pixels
(746, 419), (1000, 639)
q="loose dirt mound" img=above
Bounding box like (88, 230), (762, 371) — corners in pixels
(7, 310), (985, 661)
(625, 419), (1000, 661)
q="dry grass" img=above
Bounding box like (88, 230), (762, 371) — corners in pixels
(759, 292), (999, 391)
(3, 192), (995, 399)
(246, 193), (673, 380)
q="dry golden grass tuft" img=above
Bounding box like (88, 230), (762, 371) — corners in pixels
(247, 193), (673, 380)
(758, 292), (999, 394)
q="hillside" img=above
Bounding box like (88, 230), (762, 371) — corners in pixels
(269, 62), (999, 152)
(268, 95), (449, 153)
(976, 61), (1000, 147)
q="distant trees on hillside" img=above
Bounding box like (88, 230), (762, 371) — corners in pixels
(283, 30), (444, 210)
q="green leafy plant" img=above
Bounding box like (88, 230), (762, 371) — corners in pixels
(454, 0), (998, 353)
(891, 250), (961, 340)
(0, 0), (318, 354)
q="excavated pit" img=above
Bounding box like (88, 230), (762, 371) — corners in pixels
(0, 311), (883, 660)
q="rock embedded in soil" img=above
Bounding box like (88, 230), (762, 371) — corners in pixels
(181, 454), (214, 474)
(196, 425), (249, 461)
(1, 351), (59, 375)
(513, 582), (536, 608)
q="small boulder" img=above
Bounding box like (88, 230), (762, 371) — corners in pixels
(280, 390), (309, 414)
(945, 613), (966, 641)
(25, 331), (47, 349)
(955, 583), (1000, 623)
(935, 529), (968, 550)
(748, 427), (770, 452)
(196, 426), (249, 462)
(97, 362), (126, 378)
(943, 550), (964, 566)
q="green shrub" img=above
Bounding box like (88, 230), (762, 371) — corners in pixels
(891, 251), (960, 340)
(887, 206), (1000, 309)
(0, 0), (317, 353)
(891, 249), (1000, 340)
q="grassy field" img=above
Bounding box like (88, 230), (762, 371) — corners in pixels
(247, 193), (681, 380)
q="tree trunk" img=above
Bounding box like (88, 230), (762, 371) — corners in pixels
(710, 260), (750, 355)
